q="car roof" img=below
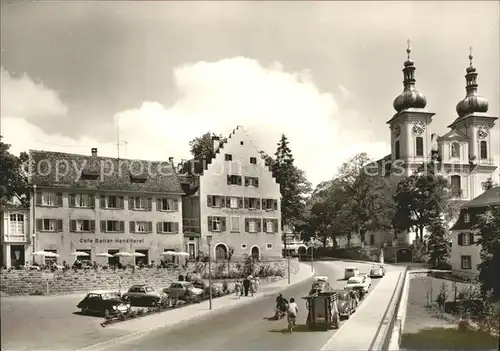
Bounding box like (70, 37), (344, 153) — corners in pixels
(345, 266), (357, 269)
(171, 281), (190, 284)
(88, 290), (118, 294)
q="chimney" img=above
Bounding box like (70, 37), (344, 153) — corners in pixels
(212, 136), (220, 153)
(91, 148), (98, 157)
(169, 157), (174, 164)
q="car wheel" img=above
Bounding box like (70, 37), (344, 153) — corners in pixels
(346, 308), (351, 319)
(151, 300), (158, 308)
(103, 309), (111, 317)
(81, 306), (89, 314)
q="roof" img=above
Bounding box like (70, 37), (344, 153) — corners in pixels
(438, 129), (470, 141)
(29, 150), (183, 194)
(464, 187), (500, 208)
(88, 290), (118, 294)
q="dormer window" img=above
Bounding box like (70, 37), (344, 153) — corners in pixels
(451, 143), (460, 158)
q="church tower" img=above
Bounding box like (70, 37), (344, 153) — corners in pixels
(447, 49), (498, 199)
(387, 41), (436, 176)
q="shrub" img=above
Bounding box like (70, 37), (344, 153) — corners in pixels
(30, 290), (45, 296)
(129, 310), (137, 318)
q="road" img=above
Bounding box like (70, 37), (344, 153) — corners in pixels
(104, 261), (380, 351)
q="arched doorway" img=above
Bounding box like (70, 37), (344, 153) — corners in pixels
(298, 246), (307, 256)
(215, 244), (227, 260)
(396, 248), (412, 263)
(251, 246), (260, 260)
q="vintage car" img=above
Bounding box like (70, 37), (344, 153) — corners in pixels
(359, 273), (372, 288)
(191, 279), (222, 297)
(333, 289), (358, 319)
(345, 275), (370, 295)
(163, 281), (205, 303)
(309, 276), (331, 295)
(344, 266), (359, 280)
(77, 290), (130, 317)
(122, 284), (169, 307)
(369, 265), (386, 278)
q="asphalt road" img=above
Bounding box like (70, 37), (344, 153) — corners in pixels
(105, 261), (380, 351)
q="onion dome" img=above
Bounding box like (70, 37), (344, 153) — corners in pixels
(455, 48), (489, 117)
(393, 42), (427, 113)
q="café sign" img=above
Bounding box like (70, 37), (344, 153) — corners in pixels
(80, 238), (145, 244)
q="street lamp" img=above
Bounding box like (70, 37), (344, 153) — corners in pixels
(206, 235), (213, 310)
(32, 185), (37, 264)
(309, 242), (314, 273)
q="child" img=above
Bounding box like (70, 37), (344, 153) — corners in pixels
(234, 280), (242, 299)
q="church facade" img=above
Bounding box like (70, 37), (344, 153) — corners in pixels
(371, 46), (498, 261)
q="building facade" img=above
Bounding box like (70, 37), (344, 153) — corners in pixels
(1, 207), (30, 268)
(450, 187), (500, 278)
(29, 148), (184, 265)
(181, 126), (282, 260)
(371, 46), (498, 259)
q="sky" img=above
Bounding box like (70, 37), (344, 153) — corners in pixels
(1, 1), (499, 186)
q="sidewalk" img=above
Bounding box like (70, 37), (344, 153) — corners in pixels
(320, 270), (403, 351)
(77, 262), (314, 351)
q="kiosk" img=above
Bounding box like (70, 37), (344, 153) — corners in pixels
(302, 291), (340, 330)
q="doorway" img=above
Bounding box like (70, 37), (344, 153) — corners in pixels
(135, 249), (149, 265)
(10, 245), (25, 267)
(251, 246), (260, 261)
(188, 243), (196, 259)
(108, 249), (119, 266)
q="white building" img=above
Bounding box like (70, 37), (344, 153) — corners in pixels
(450, 186), (500, 278)
(372, 46), (498, 261)
(1, 207), (30, 268)
(180, 126), (282, 260)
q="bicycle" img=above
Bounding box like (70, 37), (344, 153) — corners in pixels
(287, 315), (296, 334)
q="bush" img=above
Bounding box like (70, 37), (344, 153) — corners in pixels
(29, 290), (45, 296)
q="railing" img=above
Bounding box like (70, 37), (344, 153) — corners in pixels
(3, 234), (27, 243)
(182, 218), (200, 232)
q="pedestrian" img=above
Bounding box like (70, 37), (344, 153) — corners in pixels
(250, 277), (257, 297)
(234, 280), (242, 299)
(255, 277), (260, 293)
(243, 276), (250, 296)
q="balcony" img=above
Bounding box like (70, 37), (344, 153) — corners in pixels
(3, 233), (28, 243)
(183, 218), (200, 238)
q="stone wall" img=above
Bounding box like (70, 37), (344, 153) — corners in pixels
(0, 258), (299, 296)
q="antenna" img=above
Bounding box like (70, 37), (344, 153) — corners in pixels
(117, 118), (120, 159)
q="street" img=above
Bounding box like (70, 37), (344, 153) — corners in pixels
(103, 261), (381, 351)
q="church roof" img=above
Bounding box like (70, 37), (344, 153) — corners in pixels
(464, 187), (500, 208)
(438, 129), (470, 141)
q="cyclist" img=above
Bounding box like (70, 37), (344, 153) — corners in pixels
(275, 293), (288, 319)
(287, 297), (299, 333)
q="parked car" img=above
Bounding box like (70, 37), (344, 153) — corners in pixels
(345, 275), (370, 297)
(309, 276), (331, 295)
(334, 289), (357, 319)
(164, 281), (205, 303)
(77, 290), (130, 317)
(344, 266), (359, 280)
(369, 265), (386, 278)
(191, 279), (222, 297)
(122, 284), (169, 307)
(359, 273), (372, 288)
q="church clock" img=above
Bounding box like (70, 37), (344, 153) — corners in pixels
(412, 121), (425, 135)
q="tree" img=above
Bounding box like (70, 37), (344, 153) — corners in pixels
(427, 218), (450, 268)
(336, 153), (396, 245)
(272, 134), (311, 228)
(0, 142), (29, 207)
(226, 245), (235, 274)
(188, 132), (227, 157)
(481, 177), (497, 191)
(475, 206), (500, 301)
(392, 162), (451, 243)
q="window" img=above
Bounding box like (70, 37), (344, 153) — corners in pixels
(244, 177), (259, 187)
(207, 216), (226, 232)
(101, 195), (124, 209)
(250, 157), (257, 164)
(158, 198), (178, 211)
(262, 199), (278, 211)
(225, 154), (232, 161)
(464, 213), (470, 223)
(416, 137), (424, 156)
(240, 141), (244, 145)
(131, 197), (150, 210)
(69, 219), (95, 232)
(369, 235), (375, 246)
(451, 143), (460, 158)
(450, 175), (461, 197)
(42, 192), (55, 206)
(157, 222), (178, 233)
(231, 217), (240, 232)
(461, 255), (472, 270)
(207, 195), (223, 208)
(74, 194), (91, 208)
(458, 232), (473, 246)
(395, 140), (400, 159)
(9, 214), (24, 235)
(229, 197), (239, 209)
(480, 141), (487, 159)
(246, 197), (260, 210)
(41, 219), (58, 232)
(266, 243), (273, 249)
(248, 219), (257, 233)
(265, 220), (273, 233)
(101, 220), (124, 233)
(241, 244), (247, 249)
(135, 221), (148, 233)
(227, 175), (242, 186)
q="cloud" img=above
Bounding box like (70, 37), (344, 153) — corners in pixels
(1, 67), (68, 120)
(338, 84), (351, 100)
(2, 58), (390, 186)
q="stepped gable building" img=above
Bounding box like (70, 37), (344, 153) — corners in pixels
(180, 126), (282, 260)
(449, 186), (500, 278)
(371, 45), (498, 262)
(27, 148), (184, 266)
